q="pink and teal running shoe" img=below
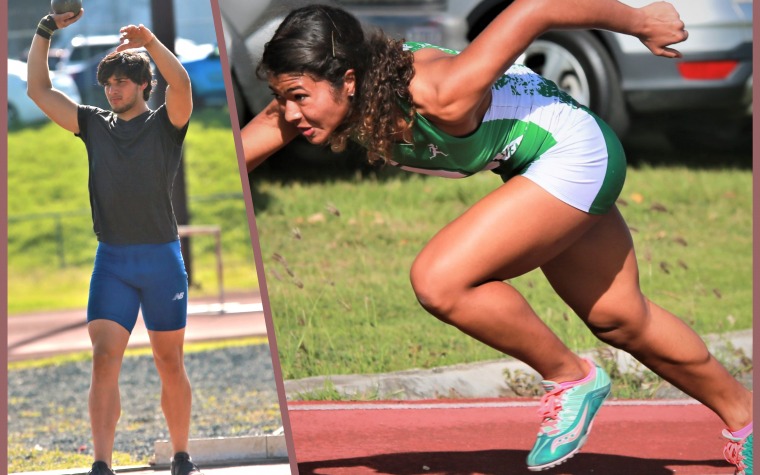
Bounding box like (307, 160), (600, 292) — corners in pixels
(526, 359), (611, 471)
(723, 429), (753, 475)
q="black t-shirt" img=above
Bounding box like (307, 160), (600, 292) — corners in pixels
(76, 104), (189, 244)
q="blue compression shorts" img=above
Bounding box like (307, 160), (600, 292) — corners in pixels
(87, 240), (189, 333)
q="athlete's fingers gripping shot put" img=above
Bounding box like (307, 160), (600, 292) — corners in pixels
(241, 1), (752, 473)
(27, 9), (203, 475)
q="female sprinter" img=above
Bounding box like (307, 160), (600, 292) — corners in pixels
(241, 1), (752, 472)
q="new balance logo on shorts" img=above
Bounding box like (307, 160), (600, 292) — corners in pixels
(172, 292), (185, 301)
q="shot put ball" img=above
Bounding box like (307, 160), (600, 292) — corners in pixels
(51, 0), (82, 14)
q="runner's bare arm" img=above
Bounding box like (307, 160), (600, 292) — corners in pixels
(241, 99), (299, 172)
(26, 10), (84, 134)
(118, 24), (193, 129)
(413, 0), (686, 123)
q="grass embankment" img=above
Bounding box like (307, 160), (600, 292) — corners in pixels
(252, 163), (752, 383)
(8, 108), (258, 314)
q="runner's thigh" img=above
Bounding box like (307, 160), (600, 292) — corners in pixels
(413, 176), (601, 287)
(540, 206), (647, 325)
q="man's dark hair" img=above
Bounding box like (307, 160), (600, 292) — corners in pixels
(97, 50), (154, 101)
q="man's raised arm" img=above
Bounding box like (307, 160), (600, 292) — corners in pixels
(27, 10), (84, 134)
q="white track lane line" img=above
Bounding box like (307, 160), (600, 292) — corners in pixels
(288, 399), (701, 411)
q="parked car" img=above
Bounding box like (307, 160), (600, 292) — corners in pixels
(220, 0), (752, 154)
(7, 59), (81, 128)
(47, 48), (70, 70)
(496, 0), (752, 149)
(19, 47), (70, 70)
(57, 34), (123, 75)
(180, 45), (227, 108)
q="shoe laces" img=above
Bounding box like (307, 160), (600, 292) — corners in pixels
(723, 436), (747, 474)
(537, 386), (566, 435)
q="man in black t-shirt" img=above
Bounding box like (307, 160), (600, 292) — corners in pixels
(27, 9), (202, 475)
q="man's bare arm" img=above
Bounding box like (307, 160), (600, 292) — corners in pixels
(26, 10), (84, 134)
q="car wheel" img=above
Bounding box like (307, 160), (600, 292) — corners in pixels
(520, 31), (629, 136)
(230, 68), (252, 128)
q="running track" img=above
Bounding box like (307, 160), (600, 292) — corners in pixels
(288, 398), (737, 475)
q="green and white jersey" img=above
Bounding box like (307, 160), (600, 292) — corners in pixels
(391, 42), (627, 214)
(392, 42), (591, 180)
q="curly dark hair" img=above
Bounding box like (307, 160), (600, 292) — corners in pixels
(257, 4), (416, 164)
(97, 50), (154, 101)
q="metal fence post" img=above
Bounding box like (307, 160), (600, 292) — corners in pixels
(55, 215), (66, 268)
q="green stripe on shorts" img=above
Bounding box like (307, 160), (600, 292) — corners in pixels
(588, 114), (626, 214)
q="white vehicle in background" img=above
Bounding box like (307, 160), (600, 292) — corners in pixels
(8, 59), (82, 128)
(220, 0), (752, 162)
(462, 0), (753, 149)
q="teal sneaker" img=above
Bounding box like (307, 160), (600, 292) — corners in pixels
(723, 429), (753, 475)
(526, 359), (611, 471)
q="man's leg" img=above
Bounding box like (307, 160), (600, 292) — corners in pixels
(88, 319), (131, 467)
(139, 240), (200, 473)
(148, 329), (204, 475)
(148, 328), (192, 454)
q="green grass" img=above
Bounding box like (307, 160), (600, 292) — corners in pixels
(8, 108), (259, 314)
(7, 446), (141, 474)
(252, 164), (752, 380)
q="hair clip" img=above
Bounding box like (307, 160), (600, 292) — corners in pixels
(331, 30), (336, 57)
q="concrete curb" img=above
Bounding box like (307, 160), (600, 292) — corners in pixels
(151, 434), (288, 467)
(284, 330), (752, 400)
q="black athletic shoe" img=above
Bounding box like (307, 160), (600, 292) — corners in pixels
(171, 452), (204, 475)
(87, 461), (115, 475)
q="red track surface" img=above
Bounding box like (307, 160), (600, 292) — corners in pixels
(288, 399), (735, 475)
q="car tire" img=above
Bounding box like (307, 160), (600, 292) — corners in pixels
(521, 31), (629, 137)
(230, 68), (252, 128)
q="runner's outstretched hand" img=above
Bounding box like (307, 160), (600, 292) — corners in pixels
(636, 1), (688, 58)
